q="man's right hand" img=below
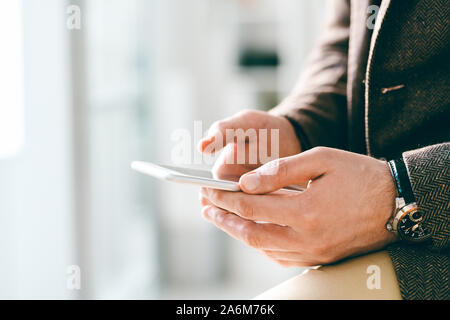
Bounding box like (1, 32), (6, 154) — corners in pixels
(197, 109), (301, 180)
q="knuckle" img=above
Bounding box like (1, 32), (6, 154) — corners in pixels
(276, 260), (292, 268)
(241, 223), (260, 248)
(237, 109), (256, 119)
(201, 205), (210, 217)
(210, 190), (224, 203)
(312, 146), (328, 153)
(310, 146), (331, 158)
(210, 120), (222, 131)
(263, 250), (275, 259)
(214, 210), (227, 225)
(236, 198), (254, 219)
(302, 212), (318, 231)
(260, 158), (288, 181)
(275, 158), (289, 179)
(215, 120), (227, 134)
(262, 250), (279, 262)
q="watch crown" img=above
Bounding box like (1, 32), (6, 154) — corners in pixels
(386, 222), (393, 232)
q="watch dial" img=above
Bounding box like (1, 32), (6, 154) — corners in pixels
(398, 210), (430, 242)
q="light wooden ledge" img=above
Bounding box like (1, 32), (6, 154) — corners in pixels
(255, 250), (402, 300)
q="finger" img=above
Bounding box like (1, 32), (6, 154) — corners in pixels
(198, 111), (261, 154)
(262, 249), (306, 262)
(261, 251), (318, 267)
(202, 205), (295, 250)
(275, 260), (317, 268)
(239, 147), (330, 194)
(201, 187), (304, 226)
(197, 135), (215, 153)
(211, 143), (258, 181)
(199, 192), (213, 207)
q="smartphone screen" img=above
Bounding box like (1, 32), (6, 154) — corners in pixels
(160, 165), (239, 182)
(160, 165), (215, 179)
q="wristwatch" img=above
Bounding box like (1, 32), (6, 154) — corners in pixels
(386, 158), (431, 243)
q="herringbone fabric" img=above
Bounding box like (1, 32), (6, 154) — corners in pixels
(404, 144), (450, 251)
(386, 244), (450, 299)
(367, 0), (450, 159)
(386, 144), (450, 300)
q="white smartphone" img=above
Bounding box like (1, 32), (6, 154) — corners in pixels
(131, 161), (305, 193)
(131, 161), (241, 191)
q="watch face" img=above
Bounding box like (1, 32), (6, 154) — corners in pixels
(397, 209), (431, 242)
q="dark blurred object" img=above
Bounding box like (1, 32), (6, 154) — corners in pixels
(238, 49), (279, 68)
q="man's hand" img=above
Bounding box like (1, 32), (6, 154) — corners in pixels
(200, 147), (398, 267)
(198, 109), (301, 180)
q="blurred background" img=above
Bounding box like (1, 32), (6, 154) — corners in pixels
(0, 0), (326, 299)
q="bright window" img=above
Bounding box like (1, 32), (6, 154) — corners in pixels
(0, 0), (25, 159)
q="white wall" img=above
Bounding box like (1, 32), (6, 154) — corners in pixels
(0, 0), (76, 299)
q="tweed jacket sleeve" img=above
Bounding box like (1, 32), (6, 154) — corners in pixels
(385, 142), (450, 300)
(403, 143), (450, 252)
(270, 0), (349, 150)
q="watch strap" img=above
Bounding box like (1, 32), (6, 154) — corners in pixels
(388, 158), (416, 205)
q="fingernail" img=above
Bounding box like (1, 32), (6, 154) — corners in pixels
(241, 172), (260, 191)
(197, 137), (211, 152)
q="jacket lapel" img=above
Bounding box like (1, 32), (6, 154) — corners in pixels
(364, 0), (392, 156)
(347, 0), (371, 153)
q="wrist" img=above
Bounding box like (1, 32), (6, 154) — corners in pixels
(380, 160), (399, 244)
(385, 158), (431, 243)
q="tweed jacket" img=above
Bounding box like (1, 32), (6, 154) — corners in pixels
(272, 0), (450, 299)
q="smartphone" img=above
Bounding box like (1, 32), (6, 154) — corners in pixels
(131, 161), (305, 193)
(131, 161), (241, 191)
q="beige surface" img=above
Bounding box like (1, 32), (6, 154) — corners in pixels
(255, 250), (402, 300)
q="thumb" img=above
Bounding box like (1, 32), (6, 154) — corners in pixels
(239, 150), (327, 194)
